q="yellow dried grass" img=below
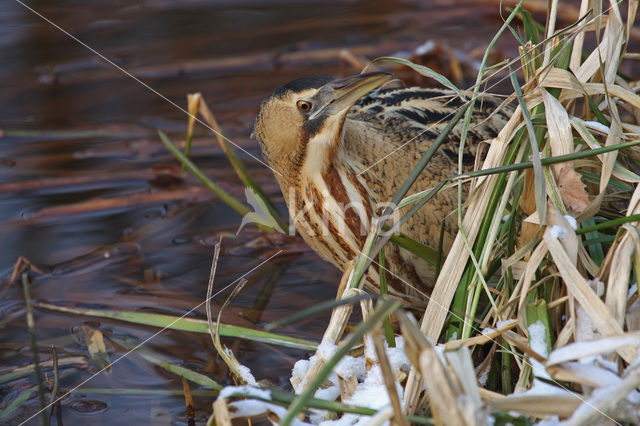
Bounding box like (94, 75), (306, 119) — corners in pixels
(242, 1), (640, 425)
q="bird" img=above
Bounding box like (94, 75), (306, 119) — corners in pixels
(253, 72), (509, 304)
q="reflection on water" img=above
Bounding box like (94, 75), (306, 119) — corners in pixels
(0, 0), (509, 423)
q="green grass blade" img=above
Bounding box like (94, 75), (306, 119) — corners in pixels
(67, 388), (218, 397)
(34, 303), (317, 351)
(453, 140), (640, 181)
(0, 387), (38, 421)
(520, 8), (540, 46)
(575, 214), (640, 235)
(22, 274), (47, 426)
(158, 130), (252, 219)
(216, 387), (433, 423)
(0, 370), (74, 421)
(280, 298), (402, 425)
(526, 299), (552, 358)
(378, 248), (396, 347)
(364, 57), (461, 95)
(135, 347), (221, 390)
(217, 138), (287, 231)
(347, 225), (380, 291)
(110, 336), (221, 390)
(581, 217), (605, 266)
(383, 105), (470, 217)
(389, 232), (439, 266)
(397, 181), (457, 209)
(509, 67), (547, 225)
(264, 294), (372, 331)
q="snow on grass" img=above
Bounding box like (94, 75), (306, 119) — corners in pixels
(583, 120), (611, 134)
(563, 215), (578, 230)
(547, 336), (640, 366)
(481, 327), (496, 335)
(229, 400), (311, 426)
(290, 336), (411, 425)
(335, 355), (366, 381)
(319, 365), (399, 426)
(575, 305), (600, 342)
(237, 364), (257, 386)
(386, 336), (411, 372)
(549, 225), (567, 240)
(523, 379), (570, 396)
(477, 364), (490, 386)
(496, 319), (517, 329)
(293, 359), (310, 382)
(314, 384), (341, 401)
(292, 341), (339, 390)
(317, 341), (338, 359)
(219, 385), (272, 400)
(528, 320), (551, 380)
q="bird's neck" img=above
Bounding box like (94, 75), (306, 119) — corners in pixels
(288, 157), (372, 249)
(300, 127), (341, 178)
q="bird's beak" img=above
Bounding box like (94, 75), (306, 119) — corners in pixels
(309, 72), (393, 120)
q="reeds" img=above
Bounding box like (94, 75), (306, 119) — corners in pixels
(168, 1), (640, 424)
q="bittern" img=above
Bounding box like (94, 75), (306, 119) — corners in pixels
(254, 72), (508, 301)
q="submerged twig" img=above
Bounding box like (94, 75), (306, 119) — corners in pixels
(22, 273), (48, 426)
(206, 238), (254, 384)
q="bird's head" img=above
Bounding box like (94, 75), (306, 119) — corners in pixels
(253, 72), (392, 181)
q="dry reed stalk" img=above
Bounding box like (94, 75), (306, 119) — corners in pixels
(293, 262), (357, 393)
(400, 1), (640, 419)
(210, 1), (640, 423)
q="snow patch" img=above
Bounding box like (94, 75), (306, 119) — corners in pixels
(229, 399), (283, 417)
(528, 321), (549, 357)
(346, 365), (402, 410)
(563, 215), (578, 230)
(229, 400), (310, 425)
(219, 385), (272, 400)
(477, 365), (490, 386)
(317, 341), (338, 360)
(293, 359), (310, 380)
(549, 225), (567, 240)
(314, 385), (341, 401)
(296, 336), (413, 425)
(528, 320), (550, 379)
(524, 379), (569, 396)
(575, 305), (600, 342)
(335, 355), (366, 381)
(481, 327), (496, 335)
(364, 335), (377, 361)
(496, 319), (516, 329)
(237, 364), (257, 386)
(583, 120), (610, 134)
(387, 337), (411, 372)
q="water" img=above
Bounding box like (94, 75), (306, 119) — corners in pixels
(0, 1), (511, 423)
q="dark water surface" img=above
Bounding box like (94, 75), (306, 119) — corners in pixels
(0, 1), (515, 424)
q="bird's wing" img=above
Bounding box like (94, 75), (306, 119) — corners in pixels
(341, 86), (510, 235)
(340, 87), (511, 284)
(344, 87), (508, 171)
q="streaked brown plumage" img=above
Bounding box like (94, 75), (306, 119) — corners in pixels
(254, 72), (509, 301)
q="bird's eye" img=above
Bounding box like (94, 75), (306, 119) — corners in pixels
(296, 100), (312, 112)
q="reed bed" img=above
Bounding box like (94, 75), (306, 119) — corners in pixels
(160, 1), (640, 424)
